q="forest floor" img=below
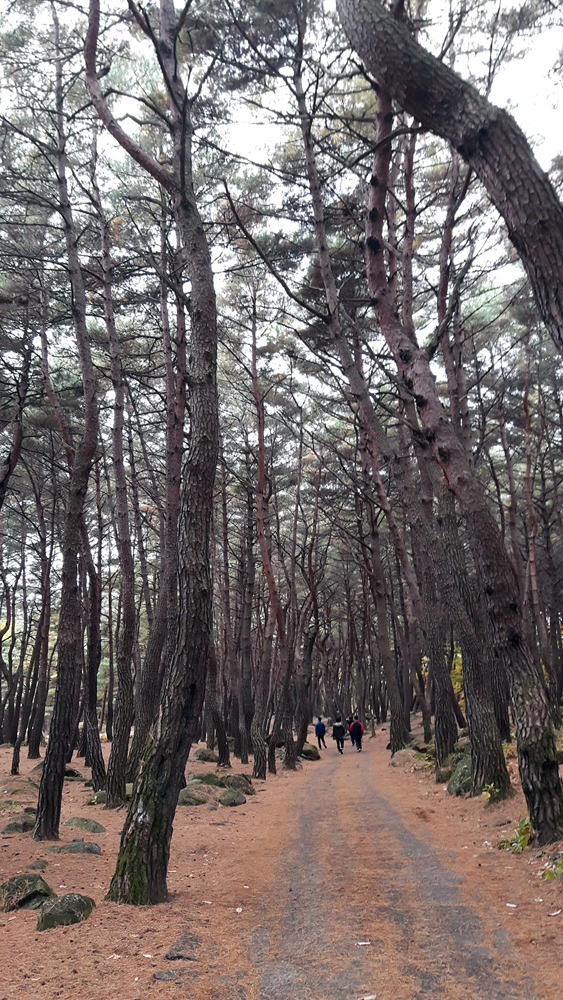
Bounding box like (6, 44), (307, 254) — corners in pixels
(0, 726), (562, 1000)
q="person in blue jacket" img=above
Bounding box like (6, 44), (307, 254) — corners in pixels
(315, 717), (327, 749)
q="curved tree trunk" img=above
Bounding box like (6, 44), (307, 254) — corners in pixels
(336, 0), (563, 354)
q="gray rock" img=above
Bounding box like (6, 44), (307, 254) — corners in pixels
(0, 873), (56, 912)
(27, 859), (47, 871)
(300, 743), (320, 761)
(50, 839), (101, 855)
(154, 970), (179, 981)
(63, 817), (106, 833)
(37, 893), (95, 931)
(165, 929), (200, 961)
(447, 755), (473, 796)
(218, 789), (246, 807)
(223, 774), (255, 795)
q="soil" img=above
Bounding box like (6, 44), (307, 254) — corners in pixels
(0, 727), (561, 1000)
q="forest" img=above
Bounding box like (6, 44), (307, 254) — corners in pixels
(1, 0), (563, 907)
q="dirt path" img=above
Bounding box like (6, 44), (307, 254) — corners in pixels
(0, 732), (561, 1000)
(245, 748), (537, 1000)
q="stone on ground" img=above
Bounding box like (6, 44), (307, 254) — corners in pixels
(63, 817), (106, 833)
(0, 873), (56, 912)
(37, 893), (95, 931)
(300, 743), (320, 760)
(165, 929), (200, 961)
(218, 789), (246, 807)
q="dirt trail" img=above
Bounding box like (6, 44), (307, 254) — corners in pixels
(0, 733), (561, 1000)
(245, 747), (537, 1000)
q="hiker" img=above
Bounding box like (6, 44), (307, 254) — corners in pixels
(350, 715), (364, 752)
(332, 716), (345, 754)
(315, 716), (327, 749)
(347, 714), (355, 746)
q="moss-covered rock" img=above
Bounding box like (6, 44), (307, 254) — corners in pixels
(63, 817), (106, 833)
(50, 839), (101, 855)
(177, 786), (209, 806)
(0, 873), (56, 912)
(222, 773), (255, 795)
(27, 859), (47, 871)
(300, 743), (321, 761)
(447, 756), (473, 796)
(218, 789), (246, 807)
(37, 893), (95, 931)
(88, 789), (107, 805)
(2, 814), (35, 834)
(390, 748), (419, 767)
(193, 748), (219, 763)
(435, 766), (454, 784)
(194, 772), (226, 787)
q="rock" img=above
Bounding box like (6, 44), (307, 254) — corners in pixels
(27, 860), (47, 871)
(390, 748), (419, 767)
(222, 773), (255, 795)
(194, 772), (225, 787)
(447, 755), (473, 796)
(154, 970), (179, 981)
(0, 873), (56, 912)
(63, 817), (106, 833)
(300, 743), (320, 761)
(88, 790), (107, 805)
(193, 748), (219, 763)
(64, 768), (83, 780)
(178, 787), (209, 806)
(2, 814), (35, 834)
(51, 840), (101, 855)
(218, 789), (246, 807)
(435, 766), (454, 783)
(165, 929), (200, 961)
(37, 893), (95, 931)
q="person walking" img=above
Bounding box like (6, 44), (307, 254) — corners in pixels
(350, 715), (364, 752)
(332, 716), (345, 754)
(315, 717), (327, 749)
(347, 714), (355, 747)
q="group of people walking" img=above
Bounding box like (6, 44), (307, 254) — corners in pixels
(314, 715), (364, 753)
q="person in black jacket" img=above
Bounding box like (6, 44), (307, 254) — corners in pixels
(332, 716), (345, 753)
(315, 717), (327, 749)
(350, 715), (364, 752)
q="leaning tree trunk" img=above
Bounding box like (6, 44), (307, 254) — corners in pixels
(336, 0), (563, 355)
(87, 0), (219, 902)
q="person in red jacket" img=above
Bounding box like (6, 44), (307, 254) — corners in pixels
(350, 715), (364, 752)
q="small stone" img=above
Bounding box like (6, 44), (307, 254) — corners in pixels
(2, 815), (35, 834)
(27, 860), (47, 871)
(153, 970), (179, 981)
(165, 929), (200, 961)
(222, 774), (255, 795)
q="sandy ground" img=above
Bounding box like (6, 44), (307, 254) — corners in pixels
(0, 728), (561, 1000)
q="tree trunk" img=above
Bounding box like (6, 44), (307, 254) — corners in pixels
(87, 0), (219, 901)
